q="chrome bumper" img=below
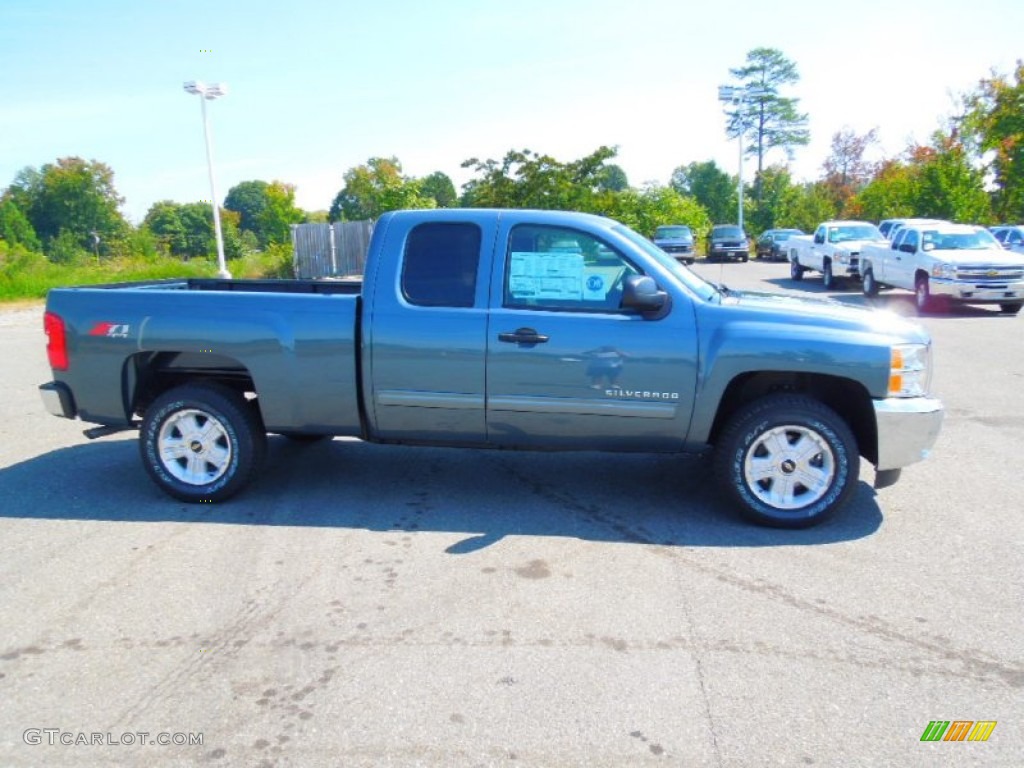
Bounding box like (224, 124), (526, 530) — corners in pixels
(873, 397), (943, 471)
(928, 278), (1024, 302)
(40, 382), (76, 419)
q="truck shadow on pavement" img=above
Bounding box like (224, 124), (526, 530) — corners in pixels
(0, 437), (883, 550)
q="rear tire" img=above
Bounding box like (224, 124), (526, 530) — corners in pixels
(713, 394), (859, 528)
(140, 383), (266, 503)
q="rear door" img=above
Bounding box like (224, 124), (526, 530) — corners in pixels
(367, 217), (494, 443)
(484, 221), (698, 451)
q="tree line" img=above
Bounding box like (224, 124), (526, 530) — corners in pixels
(2, 51), (1021, 268)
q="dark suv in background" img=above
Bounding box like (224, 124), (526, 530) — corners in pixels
(707, 225), (749, 262)
(755, 228), (805, 261)
(652, 224), (695, 264)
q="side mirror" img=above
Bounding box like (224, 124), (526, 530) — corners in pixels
(814, 234), (824, 244)
(622, 275), (668, 317)
(899, 243), (917, 254)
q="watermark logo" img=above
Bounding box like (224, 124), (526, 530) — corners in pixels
(920, 720), (997, 742)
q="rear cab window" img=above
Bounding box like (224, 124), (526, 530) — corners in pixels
(401, 223), (482, 307)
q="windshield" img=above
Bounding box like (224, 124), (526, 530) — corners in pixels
(922, 228), (1002, 251)
(713, 226), (743, 239)
(773, 230), (801, 241)
(828, 225), (883, 243)
(654, 226), (692, 239)
(614, 225), (718, 302)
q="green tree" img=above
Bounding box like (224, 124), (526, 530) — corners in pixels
(724, 48), (810, 198)
(910, 133), (991, 222)
(6, 157), (130, 259)
(747, 166), (804, 233)
(852, 159), (917, 221)
(671, 161), (736, 224)
(0, 198), (41, 251)
(461, 146), (620, 211)
(329, 157), (434, 221)
(420, 171), (458, 208)
(598, 184), (712, 242)
(143, 200), (190, 256)
(786, 182), (837, 234)
(257, 181), (304, 246)
(597, 164), (629, 192)
(961, 61), (1024, 221)
(224, 180), (269, 235)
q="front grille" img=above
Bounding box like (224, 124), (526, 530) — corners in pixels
(956, 266), (1024, 281)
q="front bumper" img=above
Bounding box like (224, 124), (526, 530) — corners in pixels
(873, 397), (943, 471)
(40, 381), (77, 419)
(928, 278), (1024, 303)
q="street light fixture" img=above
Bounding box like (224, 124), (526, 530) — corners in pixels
(183, 80), (231, 279)
(718, 85), (769, 232)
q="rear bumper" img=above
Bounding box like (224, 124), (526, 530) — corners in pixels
(873, 397), (943, 471)
(40, 381), (77, 419)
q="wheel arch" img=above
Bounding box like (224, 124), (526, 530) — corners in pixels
(123, 351), (258, 421)
(707, 371), (877, 464)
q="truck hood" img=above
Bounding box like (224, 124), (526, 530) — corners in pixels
(721, 289), (929, 343)
(834, 239), (884, 252)
(928, 248), (1024, 267)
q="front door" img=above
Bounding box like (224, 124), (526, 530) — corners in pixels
(485, 223), (698, 451)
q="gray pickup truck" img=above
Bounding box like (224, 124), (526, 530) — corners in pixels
(40, 209), (943, 527)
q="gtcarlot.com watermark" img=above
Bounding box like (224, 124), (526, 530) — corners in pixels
(23, 729), (203, 747)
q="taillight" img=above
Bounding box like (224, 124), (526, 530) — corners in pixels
(44, 311), (69, 371)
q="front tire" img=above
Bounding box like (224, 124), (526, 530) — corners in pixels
(915, 275), (935, 314)
(140, 383), (267, 503)
(790, 258), (805, 281)
(999, 301), (1022, 315)
(822, 260), (836, 290)
(713, 394), (859, 528)
(862, 268), (879, 297)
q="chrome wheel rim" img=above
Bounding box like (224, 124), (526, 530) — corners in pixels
(157, 409), (232, 486)
(743, 425), (835, 510)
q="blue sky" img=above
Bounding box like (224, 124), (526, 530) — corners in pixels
(2, 0), (1022, 223)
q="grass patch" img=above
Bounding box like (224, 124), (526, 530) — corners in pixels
(0, 243), (295, 302)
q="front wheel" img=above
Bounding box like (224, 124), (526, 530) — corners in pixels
(915, 275), (936, 314)
(999, 301), (1022, 315)
(790, 259), (805, 281)
(862, 268), (879, 297)
(822, 260), (836, 290)
(140, 383), (267, 503)
(713, 394), (859, 528)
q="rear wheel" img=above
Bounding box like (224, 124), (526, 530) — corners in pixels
(999, 301), (1022, 315)
(862, 268), (879, 297)
(714, 394), (859, 528)
(140, 383), (266, 503)
(790, 258), (805, 281)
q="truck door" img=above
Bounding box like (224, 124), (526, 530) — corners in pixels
(367, 219), (492, 443)
(485, 222), (698, 451)
(889, 228), (919, 288)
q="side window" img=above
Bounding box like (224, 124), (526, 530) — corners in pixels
(904, 230), (920, 251)
(401, 223), (481, 308)
(504, 225), (639, 312)
(891, 229), (905, 249)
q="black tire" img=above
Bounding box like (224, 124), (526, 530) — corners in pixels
(713, 394), (859, 528)
(741, 253), (749, 262)
(999, 301), (1022, 315)
(915, 275), (935, 314)
(822, 260), (835, 290)
(862, 267), (879, 297)
(790, 258), (805, 281)
(140, 383), (267, 503)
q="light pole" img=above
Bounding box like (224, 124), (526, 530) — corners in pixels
(717, 85), (768, 232)
(183, 80), (231, 279)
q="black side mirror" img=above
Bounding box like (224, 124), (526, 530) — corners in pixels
(622, 275), (668, 317)
(814, 234), (824, 244)
(899, 242), (916, 254)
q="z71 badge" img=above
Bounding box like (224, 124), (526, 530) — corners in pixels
(88, 322), (131, 338)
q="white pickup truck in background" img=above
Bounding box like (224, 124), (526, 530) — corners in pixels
(788, 221), (887, 289)
(860, 222), (1024, 315)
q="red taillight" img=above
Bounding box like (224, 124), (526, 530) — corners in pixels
(44, 311), (69, 371)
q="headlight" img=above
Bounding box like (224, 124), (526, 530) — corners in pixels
(889, 343), (931, 397)
(931, 263), (956, 279)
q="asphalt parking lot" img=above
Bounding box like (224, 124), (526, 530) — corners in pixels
(0, 261), (1021, 767)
